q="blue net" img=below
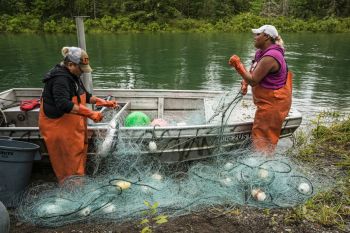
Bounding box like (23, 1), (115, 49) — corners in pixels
(17, 91), (319, 227)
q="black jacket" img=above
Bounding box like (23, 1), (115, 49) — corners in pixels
(42, 64), (92, 118)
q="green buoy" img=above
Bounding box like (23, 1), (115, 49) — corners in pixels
(125, 111), (150, 127)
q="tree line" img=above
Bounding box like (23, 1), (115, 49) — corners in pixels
(0, 0), (349, 33)
(0, 0), (349, 21)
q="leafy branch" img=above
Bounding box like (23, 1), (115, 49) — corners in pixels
(139, 201), (168, 233)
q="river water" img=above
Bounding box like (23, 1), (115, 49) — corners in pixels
(0, 33), (349, 124)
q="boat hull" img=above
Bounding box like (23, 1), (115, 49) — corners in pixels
(0, 88), (302, 162)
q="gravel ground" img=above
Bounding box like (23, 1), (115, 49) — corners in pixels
(9, 206), (346, 233)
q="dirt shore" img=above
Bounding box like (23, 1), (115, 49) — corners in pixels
(9, 206), (346, 233)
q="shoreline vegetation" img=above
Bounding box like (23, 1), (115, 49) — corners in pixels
(1, 0), (349, 33)
(290, 113), (350, 230)
(0, 13), (349, 33)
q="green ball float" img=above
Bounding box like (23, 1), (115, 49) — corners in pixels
(125, 111), (151, 127)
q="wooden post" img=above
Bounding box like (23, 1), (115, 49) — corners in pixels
(75, 16), (93, 95)
(75, 16), (94, 123)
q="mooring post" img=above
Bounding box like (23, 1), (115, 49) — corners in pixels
(75, 16), (93, 95)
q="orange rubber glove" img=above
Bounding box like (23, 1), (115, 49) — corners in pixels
(241, 80), (248, 95)
(229, 55), (247, 76)
(95, 97), (117, 108)
(77, 105), (103, 122)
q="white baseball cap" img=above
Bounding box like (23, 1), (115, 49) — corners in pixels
(252, 25), (279, 39)
(61, 46), (92, 73)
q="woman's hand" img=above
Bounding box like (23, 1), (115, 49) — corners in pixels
(92, 96), (118, 108)
(241, 80), (248, 95)
(229, 55), (247, 76)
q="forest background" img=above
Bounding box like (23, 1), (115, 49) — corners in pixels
(0, 0), (349, 33)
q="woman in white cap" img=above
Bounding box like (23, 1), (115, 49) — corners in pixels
(39, 46), (118, 183)
(229, 25), (293, 155)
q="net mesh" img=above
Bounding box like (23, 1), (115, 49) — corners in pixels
(17, 91), (320, 227)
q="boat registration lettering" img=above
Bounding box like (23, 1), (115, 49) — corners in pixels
(0, 151), (14, 158)
(221, 133), (250, 142)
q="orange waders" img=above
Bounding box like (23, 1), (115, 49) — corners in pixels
(251, 71), (293, 154)
(39, 94), (88, 183)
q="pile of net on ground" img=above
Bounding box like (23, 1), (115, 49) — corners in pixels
(18, 150), (316, 227)
(17, 91), (317, 227)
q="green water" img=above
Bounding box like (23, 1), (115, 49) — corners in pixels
(0, 33), (349, 120)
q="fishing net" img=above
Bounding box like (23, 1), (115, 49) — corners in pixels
(17, 90), (320, 227)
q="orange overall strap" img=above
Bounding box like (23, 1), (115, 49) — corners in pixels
(39, 94), (88, 183)
(251, 71), (293, 154)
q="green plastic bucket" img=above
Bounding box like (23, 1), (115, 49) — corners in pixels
(0, 139), (40, 207)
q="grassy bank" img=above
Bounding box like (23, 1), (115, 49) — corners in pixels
(288, 113), (350, 230)
(0, 13), (349, 33)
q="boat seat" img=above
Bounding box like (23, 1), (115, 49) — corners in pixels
(2, 106), (39, 127)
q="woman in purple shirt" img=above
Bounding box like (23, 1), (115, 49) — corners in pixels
(229, 25), (293, 155)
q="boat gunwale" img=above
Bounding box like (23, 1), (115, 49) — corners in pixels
(0, 88), (302, 133)
(0, 114), (301, 132)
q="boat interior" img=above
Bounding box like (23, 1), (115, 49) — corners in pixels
(0, 88), (258, 128)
